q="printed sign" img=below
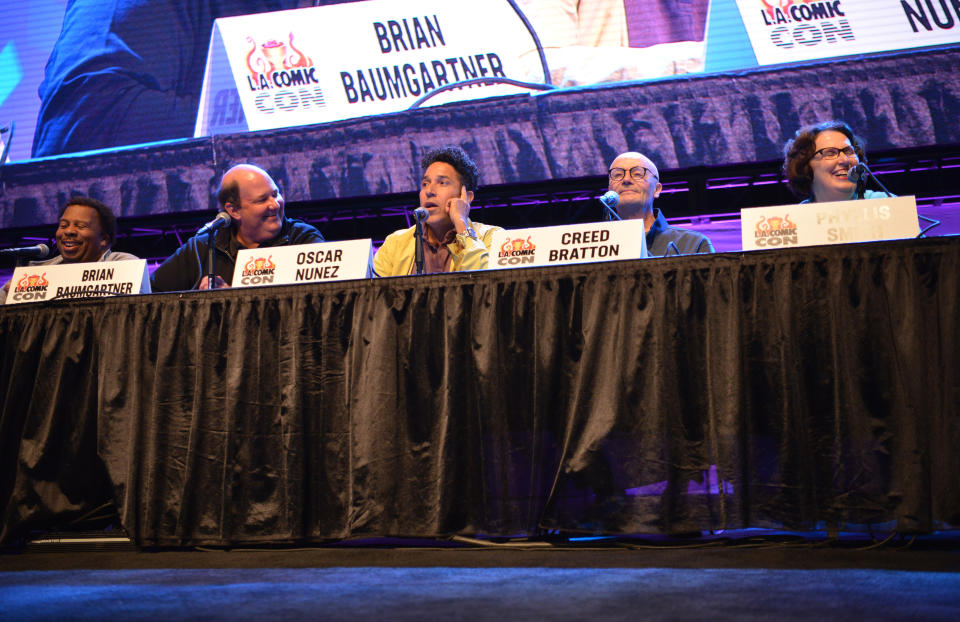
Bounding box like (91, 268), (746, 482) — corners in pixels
(488, 220), (647, 270)
(740, 195), (919, 250)
(231, 239), (374, 288)
(5, 260), (151, 305)
(734, 0), (960, 65)
(195, 0), (543, 136)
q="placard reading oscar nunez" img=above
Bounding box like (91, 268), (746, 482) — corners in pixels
(488, 220), (647, 270)
(5, 260), (151, 305)
(740, 195), (919, 250)
(195, 0), (543, 136)
(231, 240), (373, 288)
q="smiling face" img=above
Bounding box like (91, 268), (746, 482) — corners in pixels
(607, 152), (661, 221)
(419, 161), (472, 231)
(223, 166), (285, 247)
(56, 204), (109, 263)
(809, 130), (859, 202)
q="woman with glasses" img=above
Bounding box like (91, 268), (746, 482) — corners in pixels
(783, 120), (893, 204)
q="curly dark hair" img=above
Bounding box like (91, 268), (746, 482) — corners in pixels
(782, 121), (866, 199)
(421, 146), (480, 192)
(57, 196), (118, 245)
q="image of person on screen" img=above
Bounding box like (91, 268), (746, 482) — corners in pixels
(607, 151), (714, 256)
(150, 164), (324, 292)
(373, 146), (502, 277)
(516, 0), (709, 86)
(1, 197), (138, 303)
(783, 121), (894, 204)
(31, 1), (361, 158)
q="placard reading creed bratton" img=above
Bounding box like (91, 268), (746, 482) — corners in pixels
(488, 220), (647, 270)
(231, 240), (374, 288)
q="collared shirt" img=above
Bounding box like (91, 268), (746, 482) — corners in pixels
(418, 228), (459, 275)
(646, 209), (714, 256)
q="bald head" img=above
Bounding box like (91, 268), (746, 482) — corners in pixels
(217, 164), (285, 247)
(218, 164), (273, 209)
(607, 151), (662, 222)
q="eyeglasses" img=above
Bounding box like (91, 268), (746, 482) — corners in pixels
(608, 166), (658, 182)
(812, 146), (856, 160)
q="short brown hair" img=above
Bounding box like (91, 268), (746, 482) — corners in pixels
(783, 121), (866, 199)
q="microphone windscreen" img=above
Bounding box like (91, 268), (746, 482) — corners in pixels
(413, 207), (429, 222)
(847, 163), (866, 183)
(599, 191), (619, 208)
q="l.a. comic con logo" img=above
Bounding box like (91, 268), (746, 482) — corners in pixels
(754, 214), (798, 247)
(757, 0), (855, 49)
(244, 33), (326, 115)
(497, 236), (536, 266)
(241, 256), (277, 285)
(12, 273), (50, 302)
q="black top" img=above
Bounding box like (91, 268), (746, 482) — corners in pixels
(150, 217), (325, 292)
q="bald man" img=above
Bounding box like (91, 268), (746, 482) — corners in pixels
(151, 164), (325, 292)
(607, 151), (713, 256)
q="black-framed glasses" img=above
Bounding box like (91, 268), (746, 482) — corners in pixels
(812, 146), (856, 160)
(608, 166), (658, 182)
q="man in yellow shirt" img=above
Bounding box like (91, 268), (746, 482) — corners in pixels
(373, 146), (502, 276)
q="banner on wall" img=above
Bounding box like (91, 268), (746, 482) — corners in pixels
(195, 0), (544, 136)
(734, 0), (960, 65)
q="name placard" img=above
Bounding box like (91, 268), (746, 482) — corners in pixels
(5, 260), (151, 305)
(488, 220), (647, 270)
(195, 0), (543, 137)
(741, 196), (919, 251)
(231, 240), (373, 288)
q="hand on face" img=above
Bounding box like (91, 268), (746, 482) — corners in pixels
(420, 161), (473, 235)
(445, 185), (471, 229)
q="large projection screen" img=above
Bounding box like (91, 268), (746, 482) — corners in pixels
(0, 0), (957, 162)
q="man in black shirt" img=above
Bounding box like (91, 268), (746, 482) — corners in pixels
(150, 164), (324, 291)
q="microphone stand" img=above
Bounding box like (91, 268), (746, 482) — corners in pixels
(206, 230), (218, 289)
(414, 218), (425, 275)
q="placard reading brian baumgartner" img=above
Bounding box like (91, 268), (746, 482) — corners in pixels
(195, 0), (543, 136)
(231, 240), (373, 288)
(488, 220), (647, 270)
(5, 259), (151, 305)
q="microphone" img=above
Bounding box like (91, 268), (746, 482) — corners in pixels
(0, 243), (50, 259)
(846, 163), (867, 183)
(413, 207), (428, 275)
(196, 212), (231, 236)
(599, 191), (621, 221)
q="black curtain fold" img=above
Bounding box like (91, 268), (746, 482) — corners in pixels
(2, 238), (958, 546)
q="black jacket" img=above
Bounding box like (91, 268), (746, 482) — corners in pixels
(150, 218), (325, 292)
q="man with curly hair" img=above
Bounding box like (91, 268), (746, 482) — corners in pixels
(373, 146), (502, 277)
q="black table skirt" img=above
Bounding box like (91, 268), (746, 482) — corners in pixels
(2, 238), (958, 546)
